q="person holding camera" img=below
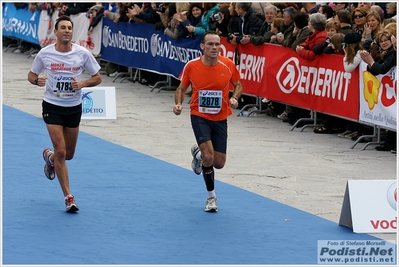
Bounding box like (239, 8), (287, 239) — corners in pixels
(226, 3), (241, 44)
(276, 6), (298, 47)
(208, 5), (231, 37)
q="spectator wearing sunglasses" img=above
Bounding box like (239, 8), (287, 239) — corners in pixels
(351, 7), (368, 35)
(332, 2), (347, 12)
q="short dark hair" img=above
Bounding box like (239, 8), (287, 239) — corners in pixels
(236, 3), (251, 12)
(55, 15), (73, 30)
(321, 4), (335, 19)
(201, 31), (219, 44)
(335, 9), (351, 24)
(293, 12), (309, 29)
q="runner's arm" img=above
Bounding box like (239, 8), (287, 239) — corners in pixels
(231, 80), (243, 99)
(173, 82), (189, 115)
(76, 72), (102, 89)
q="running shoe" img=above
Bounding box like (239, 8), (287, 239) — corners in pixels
(191, 144), (202, 175)
(277, 111), (288, 120)
(43, 148), (56, 180)
(204, 196), (218, 212)
(65, 195), (79, 213)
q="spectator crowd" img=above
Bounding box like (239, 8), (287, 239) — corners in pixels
(4, 2), (398, 154)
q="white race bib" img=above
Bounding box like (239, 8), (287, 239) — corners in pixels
(52, 76), (76, 98)
(198, 90), (222, 114)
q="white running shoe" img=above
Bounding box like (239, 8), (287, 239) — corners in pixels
(65, 195), (79, 213)
(108, 71), (119, 77)
(191, 144), (202, 175)
(277, 111), (288, 120)
(204, 196), (218, 212)
(43, 148), (56, 180)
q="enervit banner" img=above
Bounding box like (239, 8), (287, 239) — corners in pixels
(220, 39), (360, 120)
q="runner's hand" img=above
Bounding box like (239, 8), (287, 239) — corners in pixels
(173, 104), (182, 115)
(71, 77), (82, 90)
(36, 76), (47, 87)
(230, 97), (238, 109)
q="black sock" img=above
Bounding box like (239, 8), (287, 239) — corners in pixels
(202, 165), (214, 191)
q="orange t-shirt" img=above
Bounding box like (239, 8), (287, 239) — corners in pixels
(180, 55), (241, 121)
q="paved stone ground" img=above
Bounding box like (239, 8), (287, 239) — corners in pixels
(2, 48), (397, 242)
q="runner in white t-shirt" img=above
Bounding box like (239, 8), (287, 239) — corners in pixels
(28, 15), (102, 213)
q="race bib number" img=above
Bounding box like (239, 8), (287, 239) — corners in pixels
(53, 77), (75, 98)
(198, 90), (222, 114)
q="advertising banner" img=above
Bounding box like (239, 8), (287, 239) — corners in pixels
(339, 180), (397, 233)
(101, 18), (203, 78)
(81, 87), (117, 120)
(219, 40), (360, 120)
(2, 3), (102, 55)
(358, 62), (397, 131)
(2, 3), (41, 45)
(38, 10), (102, 56)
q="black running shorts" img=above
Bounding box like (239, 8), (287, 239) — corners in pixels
(191, 115), (227, 154)
(42, 100), (82, 128)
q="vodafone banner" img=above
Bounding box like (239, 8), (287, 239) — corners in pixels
(220, 40), (360, 120)
(358, 62), (397, 131)
(37, 10), (102, 56)
(339, 180), (397, 233)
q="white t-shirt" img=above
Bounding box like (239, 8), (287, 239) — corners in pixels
(30, 43), (101, 107)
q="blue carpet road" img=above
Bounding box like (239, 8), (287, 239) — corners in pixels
(2, 105), (396, 265)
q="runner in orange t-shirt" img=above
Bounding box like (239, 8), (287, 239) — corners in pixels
(173, 31), (243, 212)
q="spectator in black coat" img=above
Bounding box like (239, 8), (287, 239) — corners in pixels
(226, 2), (241, 44)
(233, 2), (263, 44)
(242, 4), (278, 46)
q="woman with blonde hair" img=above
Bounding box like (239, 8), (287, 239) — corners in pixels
(361, 29), (397, 75)
(362, 11), (382, 43)
(384, 22), (397, 39)
(362, 10), (382, 61)
(351, 7), (368, 35)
